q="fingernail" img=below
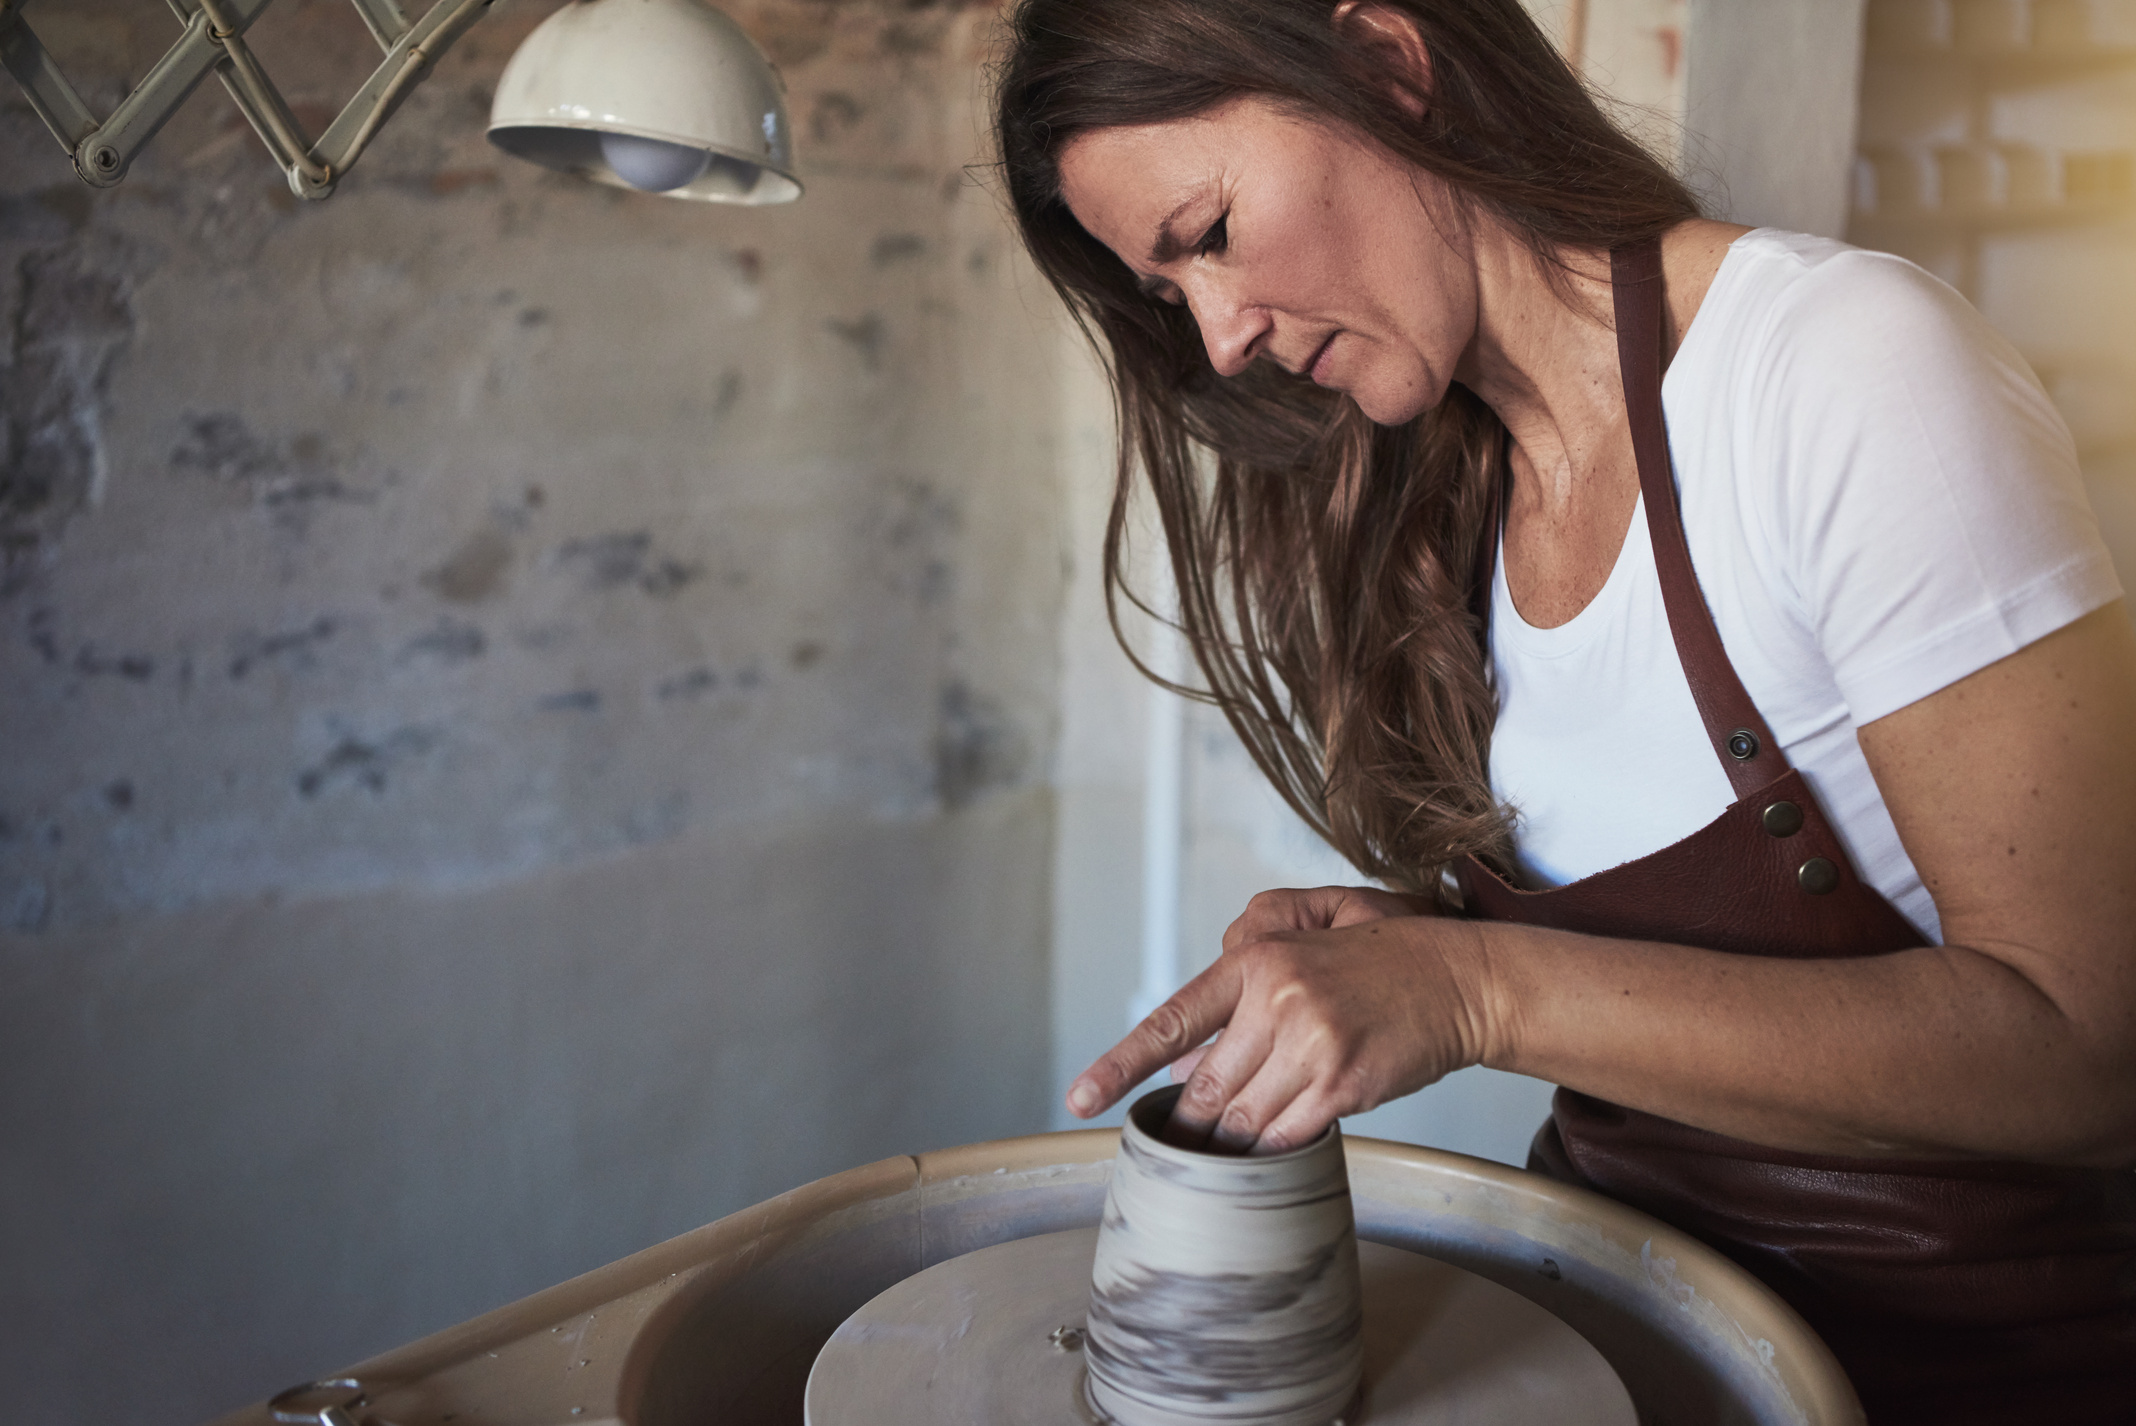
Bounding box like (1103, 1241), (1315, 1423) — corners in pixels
(1068, 1083), (1097, 1116)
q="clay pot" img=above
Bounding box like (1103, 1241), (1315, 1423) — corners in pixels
(1085, 1085), (1365, 1426)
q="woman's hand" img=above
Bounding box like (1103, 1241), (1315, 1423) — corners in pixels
(1161, 886), (1431, 1084)
(1065, 885), (1492, 1153)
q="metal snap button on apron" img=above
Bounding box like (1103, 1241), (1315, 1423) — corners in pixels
(1797, 857), (1839, 895)
(1762, 801), (1804, 837)
(1726, 728), (1760, 760)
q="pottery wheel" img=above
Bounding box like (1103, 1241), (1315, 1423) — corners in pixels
(803, 1228), (1636, 1425)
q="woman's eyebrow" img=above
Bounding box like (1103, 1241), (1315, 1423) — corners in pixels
(1146, 195), (1201, 264)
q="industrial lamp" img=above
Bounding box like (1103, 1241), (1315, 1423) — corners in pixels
(0, 0), (796, 204)
(489, 0), (799, 202)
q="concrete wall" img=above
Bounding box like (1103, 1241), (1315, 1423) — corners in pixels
(1, 3), (1067, 1422)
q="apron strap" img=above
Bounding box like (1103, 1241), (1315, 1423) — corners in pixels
(1611, 238), (1785, 798)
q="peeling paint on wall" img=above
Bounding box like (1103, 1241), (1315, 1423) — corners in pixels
(296, 725), (439, 798)
(1, 243), (132, 590)
(169, 412), (379, 530)
(555, 530), (702, 597)
(0, 0), (1065, 932)
(935, 678), (1026, 809)
(424, 526), (516, 603)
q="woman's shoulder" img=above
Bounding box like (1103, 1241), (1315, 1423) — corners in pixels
(1715, 227), (1930, 290)
(1699, 229), (2008, 373)
(1676, 232), (2113, 732)
(1680, 227), (2052, 458)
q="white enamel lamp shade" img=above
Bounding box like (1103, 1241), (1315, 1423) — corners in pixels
(487, 0), (801, 203)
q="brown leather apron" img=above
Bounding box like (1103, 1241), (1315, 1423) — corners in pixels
(1455, 239), (2136, 1424)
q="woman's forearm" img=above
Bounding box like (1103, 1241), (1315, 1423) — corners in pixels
(1470, 918), (2136, 1166)
(1467, 610), (2136, 1168)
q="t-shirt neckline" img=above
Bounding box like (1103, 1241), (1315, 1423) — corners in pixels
(1493, 491), (1650, 657)
(1488, 232), (1765, 656)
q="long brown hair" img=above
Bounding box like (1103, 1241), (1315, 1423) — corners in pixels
(995, 0), (1697, 892)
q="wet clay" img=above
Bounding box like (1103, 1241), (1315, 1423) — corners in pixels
(1085, 1086), (1364, 1426)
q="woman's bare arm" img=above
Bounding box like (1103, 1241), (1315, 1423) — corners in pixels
(1069, 604), (2136, 1165)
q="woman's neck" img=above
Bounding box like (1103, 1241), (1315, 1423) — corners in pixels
(1467, 217), (1751, 628)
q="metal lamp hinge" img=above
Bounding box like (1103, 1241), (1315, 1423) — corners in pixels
(0, 0), (498, 200)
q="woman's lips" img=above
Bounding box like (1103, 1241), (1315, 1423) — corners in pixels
(1307, 333), (1339, 386)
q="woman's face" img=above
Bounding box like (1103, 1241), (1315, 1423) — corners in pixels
(1057, 96), (1477, 426)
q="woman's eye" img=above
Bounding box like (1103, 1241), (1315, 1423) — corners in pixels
(1195, 214), (1229, 257)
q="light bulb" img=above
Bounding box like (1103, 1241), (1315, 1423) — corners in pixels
(599, 131), (711, 192)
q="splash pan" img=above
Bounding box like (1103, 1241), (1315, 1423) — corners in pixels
(206, 1131), (1863, 1426)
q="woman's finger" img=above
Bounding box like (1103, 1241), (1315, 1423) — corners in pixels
(1251, 1084), (1347, 1157)
(1328, 887), (1438, 928)
(1203, 1047), (1319, 1154)
(1167, 1001), (1281, 1147)
(1067, 959), (1242, 1118)
(1220, 886), (1431, 954)
(1220, 887), (1357, 952)
(1168, 1041), (1213, 1082)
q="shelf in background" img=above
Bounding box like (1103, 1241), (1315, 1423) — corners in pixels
(1863, 46), (2136, 82)
(1854, 143), (2135, 231)
(1866, 0), (2136, 66)
(1851, 198), (2136, 233)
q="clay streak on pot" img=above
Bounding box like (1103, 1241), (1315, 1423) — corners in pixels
(1088, 1239), (1363, 1401)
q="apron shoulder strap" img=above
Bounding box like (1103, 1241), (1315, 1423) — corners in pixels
(1611, 237), (1785, 797)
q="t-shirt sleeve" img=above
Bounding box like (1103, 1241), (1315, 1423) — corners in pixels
(1744, 249), (2122, 725)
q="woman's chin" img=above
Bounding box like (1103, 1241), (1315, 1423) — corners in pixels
(1343, 369), (1447, 428)
(1350, 387), (1434, 428)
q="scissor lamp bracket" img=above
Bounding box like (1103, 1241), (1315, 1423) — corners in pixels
(0, 0), (499, 200)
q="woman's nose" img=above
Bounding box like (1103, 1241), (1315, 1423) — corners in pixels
(1187, 282), (1272, 378)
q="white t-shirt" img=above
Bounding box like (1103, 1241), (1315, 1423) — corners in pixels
(1486, 229), (2122, 944)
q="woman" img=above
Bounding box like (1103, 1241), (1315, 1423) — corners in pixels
(994, 1), (2136, 1420)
